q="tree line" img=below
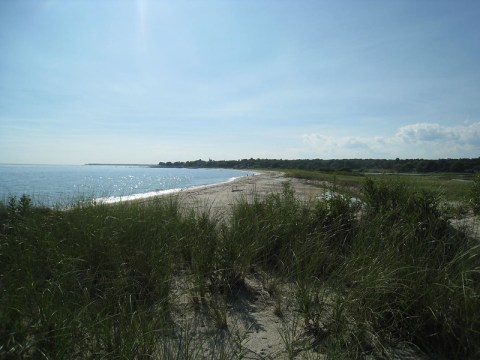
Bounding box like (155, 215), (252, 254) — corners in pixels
(157, 157), (480, 173)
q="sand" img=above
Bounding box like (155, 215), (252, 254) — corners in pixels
(174, 170), (325, 216)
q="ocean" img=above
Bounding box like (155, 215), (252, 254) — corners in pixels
(0, 164), (252, 207)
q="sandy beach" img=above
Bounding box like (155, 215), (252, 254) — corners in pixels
(173, 170), (325, 216)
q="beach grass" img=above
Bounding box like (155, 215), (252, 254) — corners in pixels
(1, 177), (479, 358)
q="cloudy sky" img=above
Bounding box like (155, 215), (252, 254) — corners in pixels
(1, 0), (479, 165)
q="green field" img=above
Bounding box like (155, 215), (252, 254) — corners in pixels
(284, 169), (474, 202)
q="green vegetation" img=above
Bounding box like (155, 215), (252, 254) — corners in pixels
(471, 173), (480, 214)
(284, 169), (474, 202)
(158, 157), (480, 173)
(1, 178), (479, 358)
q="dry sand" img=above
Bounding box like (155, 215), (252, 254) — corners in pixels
(175, 170), (325, 216)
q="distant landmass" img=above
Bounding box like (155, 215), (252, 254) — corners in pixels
(85, 163), (154, 167)
(157, 158), (480, 173)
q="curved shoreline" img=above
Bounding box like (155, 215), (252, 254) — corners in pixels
(164, 170), (326, 215)
(85, 169), (327, 211)
(94, 173), (248, 205)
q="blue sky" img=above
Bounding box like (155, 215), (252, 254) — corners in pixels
(1, 0), (479, 165)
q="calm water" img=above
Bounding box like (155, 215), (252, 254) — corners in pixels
(0, 165), (252, 206)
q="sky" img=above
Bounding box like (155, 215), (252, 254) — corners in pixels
(1, 0), (479, 165)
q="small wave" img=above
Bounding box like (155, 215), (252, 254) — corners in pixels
(95, 188), (183, 204)
(93, 174), (247, 205)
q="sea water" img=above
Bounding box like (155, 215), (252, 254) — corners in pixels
(0, 164), (252, 207)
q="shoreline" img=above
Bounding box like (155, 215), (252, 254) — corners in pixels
(94, 172), (251, 205)
(92, 169), (324, 210)
(158, 170), (326, 215)
(0, 166), (254, 208)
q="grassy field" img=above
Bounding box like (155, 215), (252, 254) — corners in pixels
(284, 169), (474, 202)
(1, 177), (479, 359)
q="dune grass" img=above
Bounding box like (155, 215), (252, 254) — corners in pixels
(1, 178), (479, 359)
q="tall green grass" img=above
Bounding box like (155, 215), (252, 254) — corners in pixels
(1, 178), (479, 358)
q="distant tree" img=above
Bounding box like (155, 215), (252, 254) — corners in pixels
(156, 157), (480, 173)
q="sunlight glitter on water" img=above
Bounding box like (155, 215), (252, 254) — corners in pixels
(0, 165), (251, 207)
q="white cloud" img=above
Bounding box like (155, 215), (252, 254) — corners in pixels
(302, 122), (480, 159)
(396, 123), (454, 143)
(395, 122), (480, 145)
